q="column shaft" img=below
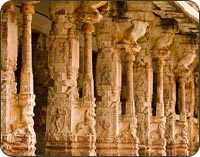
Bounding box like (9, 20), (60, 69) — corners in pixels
(83, 24), (93, 76)
(82, 23), (95, 99)
(20, 4), (35, 94)
(156, 58), (165, 117)
(17, 3), (38, 156)
(179, 77), (186, 121)
(125, 54), (135, 115)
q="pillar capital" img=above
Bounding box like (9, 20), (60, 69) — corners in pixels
(152, 49), (171, 60)
(125, 54), (135, 62)
(20, 4), (35, 15)
(157, 57), (165, 67)
(176, 70), (191, 86)
(81, 23), (95, 33)
(117, 44), (141, 54)
(20, 1), (39, 15)
(176, 69), (191, 79)
(2, 1), (15, 13)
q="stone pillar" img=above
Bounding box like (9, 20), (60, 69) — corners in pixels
(1, 2), (18, 155)
(125, 52), (136, 116)
(95, 16), (121, 156)
(156, 56), (169, 117)
(15, 2), (39, 156)
(45, 2), (80, 156)
(134, 51), (153, 156)
(178, 73), (189, 121)
(117, 44), (140, 156)
(72, 10), (100, 156)
(148, 50), (170, 156)
(190, 71), (199, 155)
(82, 23), (95, 100)
(117, 21), (148, 156)
(175, 70), (190, 156)
(20, 3), (36, 93)
(163, 61), (176, 156)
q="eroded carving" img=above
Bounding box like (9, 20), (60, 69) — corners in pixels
(100, 65), (111, 85)
(121, 21), (149, 45)
(76, 109), (96, 135)
(176, 51), (196, 70)
(152, 32), (175, 51)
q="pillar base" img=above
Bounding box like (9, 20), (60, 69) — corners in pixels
(148, 117), (166, 156)
(147, 143), (166, 156)
(189, 143), (199, 156)
(175, 143), (188, 156)
(118, 116), (138, 156)
(45, 141), (72, 156)
(71, 135), (96, 156)
(166, 143), (176, 156)
(2, 134), (36, 156)
(138, 145), (146, 156)
(118, 138), (138, 156)
(96, 138), (118, 156)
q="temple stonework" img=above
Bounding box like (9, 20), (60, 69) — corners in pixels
(1, 1), (199, 156)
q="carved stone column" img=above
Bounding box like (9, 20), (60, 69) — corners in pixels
(190, 71), (199, 155)
(82, 23), (95, 100)
(96, 15), (121, 156)
(175, 70), (190, 156)
(20, 3), (35, 93)
(157, 58), (164, 115)
(117, 20), (148, 156)
(16, 2), (39, 156)
(125, 50), (136, 116)
(45, 2), (80, 156)
(148, 50), (170, 156)
(1, 2), (18, 155)
(164, 65), (176, 156)
(117, 44), (140, 156)
(72, 5), (105, 154)
(178, 71), (190, 122)
(154, 52), (170, 117)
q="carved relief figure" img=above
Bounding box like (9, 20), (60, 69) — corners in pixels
(53, 41), (68, 62)
(83, 79), (92, 98)
(98, 111), (113, 137)
(85, 109), (96, 135)
(176, 51), (196, 70)
(122, 21), (149, 45)
(135, 57), (150, 68)
(51, 107), (68, 133)
(101, 118), (112, 137)
(10, 120), (33, 145)
(120, 122), (137, 140)
(79, 1), (108, 14)
(135, 77), (147, 90)
(55, 108), (66, 132)
(152, 32), (174, 51)
(100, 65), (111, 85)
(76, 109), (96, 135)
(175, 125), (188, 144)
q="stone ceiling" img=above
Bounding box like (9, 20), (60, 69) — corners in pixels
(14, 1), (199, 36)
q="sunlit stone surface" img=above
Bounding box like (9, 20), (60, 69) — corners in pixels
(1, 1), (199, 156)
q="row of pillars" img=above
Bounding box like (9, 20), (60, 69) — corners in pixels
(2, 1), (193, 156)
